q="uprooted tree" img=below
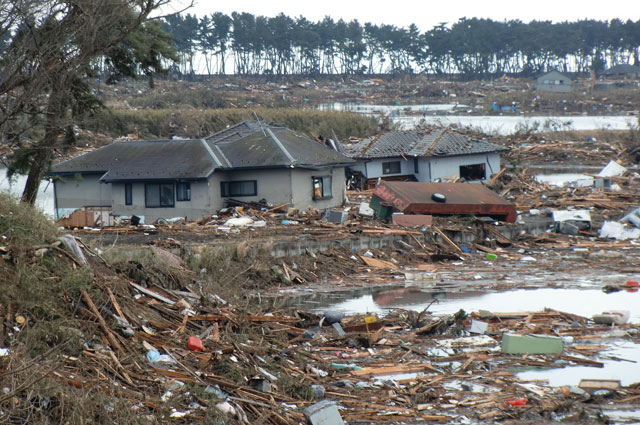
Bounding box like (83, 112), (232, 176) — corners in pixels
(0, 0), (180, 204)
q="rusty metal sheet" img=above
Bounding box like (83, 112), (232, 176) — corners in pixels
(372, 181), (517, 223)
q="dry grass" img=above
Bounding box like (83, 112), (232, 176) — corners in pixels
(80, 107), (379, 140)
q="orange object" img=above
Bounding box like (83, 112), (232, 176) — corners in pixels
(187, 336), (203, 352)
(625, 280), (639, 287)
(505, 398), (527, 406)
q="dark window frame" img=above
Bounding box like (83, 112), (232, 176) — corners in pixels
(176, 182), (191, 201)
(382, 161), (401, 175)
(312, 176), (333, 201)
(220, 180), (257, 197)
(459, 163), (486, 181)
(145, 183), (175, 208)
(124, 183), (132, 205)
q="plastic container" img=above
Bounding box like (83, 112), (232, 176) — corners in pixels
(486, 253), (497, 260)
(188, 336), (204, 352)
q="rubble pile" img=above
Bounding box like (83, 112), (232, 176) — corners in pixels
(2, 236), (639, 424)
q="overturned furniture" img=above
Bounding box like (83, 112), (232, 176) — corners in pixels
(370, 181), (517, 223)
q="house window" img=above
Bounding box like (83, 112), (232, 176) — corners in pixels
(125, 183), (132, 205)
(312, 176), (332, 200)
(221, 180), (257, 197)
(459, 163), (486, 181)
(176, 182), (191, 201)
(382, 161), (401, 175)
(145, 183), (174, 207)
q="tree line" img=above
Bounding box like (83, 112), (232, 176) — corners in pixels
(162, 13), (640, 76)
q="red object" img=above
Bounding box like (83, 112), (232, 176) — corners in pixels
(187, 336), (203, 352)
(372, 181), (517, 223)
(625, 280), (639, 287)
(505, 398), (527, 406)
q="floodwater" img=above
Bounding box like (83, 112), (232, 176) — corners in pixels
(535, 173), (594, 187)
(291, 287), (640, 324)
(317, 102), (468, 114)
(0, 165), (55, 216)
(395, 115), (637, 134)
(517, 341), (640, 387)
(285, 285), (640, 397)
(317, 102), (637, 135)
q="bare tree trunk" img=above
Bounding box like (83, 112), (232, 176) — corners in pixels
(21, 83), (64, 205)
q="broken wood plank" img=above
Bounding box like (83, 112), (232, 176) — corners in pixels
(351, 363), (440, 377)
(360, 255), (399, 270)
(129, 282), (176, 305)
(432, 226), (463, 254)
(81, 290), (122, 355)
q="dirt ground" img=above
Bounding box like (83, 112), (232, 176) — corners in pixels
(99, 74), (640, 117)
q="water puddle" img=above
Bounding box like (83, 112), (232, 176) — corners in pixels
(317, 102), (468, 115)
(535, 173), (593, 187)
(603, 408), (640, 424)
(289, 287), (640, 324)
(517, 341), (640, 387)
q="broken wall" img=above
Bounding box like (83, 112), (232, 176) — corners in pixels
(54, 173), (111, 219)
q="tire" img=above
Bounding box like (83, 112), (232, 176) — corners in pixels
(431, 193), (446, 203)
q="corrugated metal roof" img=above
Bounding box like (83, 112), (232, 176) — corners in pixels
(340, 129), (503, 159)
(50, 121), (353, 180)
(372, 181), (517, 223)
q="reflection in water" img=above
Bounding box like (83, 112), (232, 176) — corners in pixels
(297, 287), (639, 324)
(517, 341), (640, 387)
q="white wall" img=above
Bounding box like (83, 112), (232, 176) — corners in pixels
(215, 168), (294, 208)
(352, 156), (415, 179)
(54, 173), (111, 218)
(110, 180), (213, 223)
(291, 167), (346, 211)
(427, 153), (501, 182)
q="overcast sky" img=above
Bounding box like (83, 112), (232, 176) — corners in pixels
(164, 0), (639, 31)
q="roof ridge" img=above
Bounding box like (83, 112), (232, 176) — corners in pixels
(422, 128), (448, 156)
(199, 139), (222, 168)
(265, 127), (295, 165)
(360, 132), (384, 156)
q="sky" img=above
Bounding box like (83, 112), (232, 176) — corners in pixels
(163, 0), (640, 31)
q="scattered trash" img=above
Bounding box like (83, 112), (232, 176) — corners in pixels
(187, 336), (203, 351)
(469, 320), (488, 334)
(303, 400), (345, 425)
(592, 310), (630, 325)
(598, 160), (627, 177)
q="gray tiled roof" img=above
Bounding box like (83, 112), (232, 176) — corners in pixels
(50, 121), (353, 181)
(206, 121), (354, 169)
(51, 139), (215, 182)
(340, 129), (503, 159)
(604, 64), (640, 75)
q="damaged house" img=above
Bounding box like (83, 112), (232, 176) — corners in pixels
(49, 121), (353, 224)
(339, 128), (504, 189)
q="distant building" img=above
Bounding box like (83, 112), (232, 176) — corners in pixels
(338, 128), (505, 189)
(603, 64), (640, 79)
(536, 71), (572, 93)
